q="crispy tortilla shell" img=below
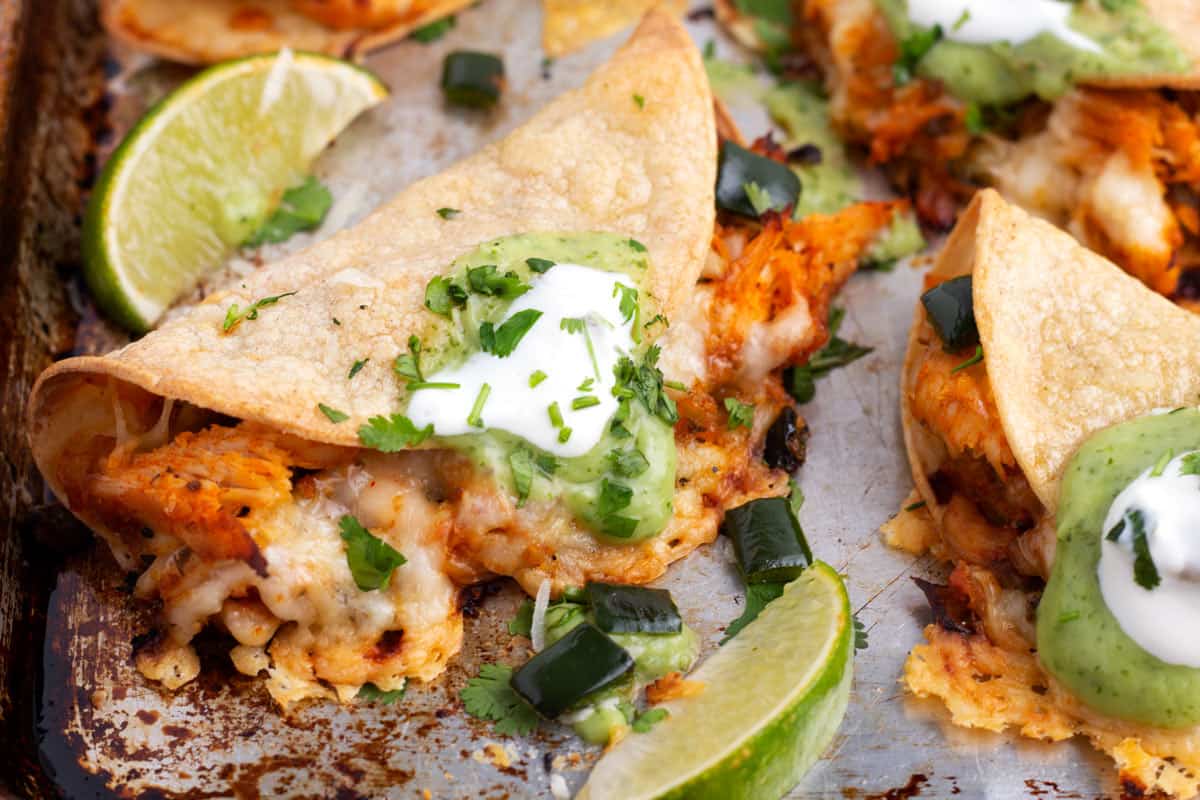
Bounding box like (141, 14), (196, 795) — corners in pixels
(541, 0), (687, 58)
(101, 0), (474, 64)
(30, 12), (715, 504)
(903, 188), (1200, 518)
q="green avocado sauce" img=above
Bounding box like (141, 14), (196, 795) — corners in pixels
(403, 232), (676, 543)
(1038, 409), (1200, 728)
(764, 82), (926, 261)
(875, 0), (1190, 106)
(541, 602), (699, 744)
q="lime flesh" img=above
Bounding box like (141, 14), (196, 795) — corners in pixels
(579, 561), (854, 800)
(83, 51), (387, 332)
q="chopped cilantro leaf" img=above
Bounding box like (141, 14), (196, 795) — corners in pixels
(343, 358), (366, 380)
(436, 207), (461, 219)
(904, 499), (927, 512)
(722, 581), (785, 643)
(508, 599), (534, 637)
(480, 309), (542, 357)
(612, 345), (678, 425)
(526, 257), (555, 273)
(786, 307), (872, 404)
(724, 397), (755, 429)
(633, 93), (645, 109)
(357, 682), (406, 704)
(460, 663), (540, 736)
(318, 403), (349, 423)
(222, 291), (298, 333)
(608, 448), (649, 478)
(357, 414), (433, 451)
(643, 313), (668, 330)
(964, 102), (986, 135)
(1127, 509), (1160, 590)
(893, 25), (943, 86)
(509, 446), (535, 507)
(339, 515), (406, 591)
(628, 239), (647, 253)
(632, 707), (668, 733)
(613, 284), (639, 323)
(425, 276), (468, 315)
(243, 177), (331, 247)
(411, 15), (455, 43)
(536, 452), (558, 474)
(598, 478), (633, 517)
(393, 338), (422, 383)
(467, 265), (530, 299)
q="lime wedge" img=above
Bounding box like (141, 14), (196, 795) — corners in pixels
(83, 51), (387, 332)
(579, 562), (854, 800)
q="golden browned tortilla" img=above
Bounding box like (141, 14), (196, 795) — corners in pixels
(101, 0), (475, 64)
(35, 11), (715, 456)
(905, 189), (1200, 518)
(541, 0), (687, 58)
(28, 11), (721, 707)
(896, 188), (1200, 799)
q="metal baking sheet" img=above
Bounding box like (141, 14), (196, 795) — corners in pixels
(21, 1), (1124, 797)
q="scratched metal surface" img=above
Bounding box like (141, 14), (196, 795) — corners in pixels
(32, 1), (1121, 798)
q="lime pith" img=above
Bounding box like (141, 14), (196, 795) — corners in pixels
(83, 51), (387, 333)
(579, 561), (854, 800)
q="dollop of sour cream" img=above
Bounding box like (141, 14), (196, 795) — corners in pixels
(406, 264), (635, 459)
(1098, 451), (1200, 667)
(906, 0), (1101, 54)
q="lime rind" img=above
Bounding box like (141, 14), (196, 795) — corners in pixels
(579, 561), (854, 800)
(83, 51), (387, 333)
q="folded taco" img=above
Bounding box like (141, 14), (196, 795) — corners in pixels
(101, 0), (474, 63)
(32, 12), (907, 712)
(895, 188), (1200, 798)
(722, 0), (1200, 302)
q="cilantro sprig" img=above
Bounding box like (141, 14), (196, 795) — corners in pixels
(724, 397), (755, 430)
(243, 177), (332, 247)
(357, 682), (406, 704)
(339, 515), (406, 592)
(613, 345), (679, 426)
(460, 663), (540, 736)
(786, 308), (872, 404)
(358, 414), (433, 451)
(1106, 508), (1160, 590)
(893, 25), (943, 86)
(467, 265), (530, 299)
(480, 309), (542, 357)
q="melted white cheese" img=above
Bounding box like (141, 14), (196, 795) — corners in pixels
(906, 0), (1101, 53)
(1099, 451), (1200, 667)
(407, 264), (636, 458)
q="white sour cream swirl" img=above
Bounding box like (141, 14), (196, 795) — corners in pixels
(906, 0), (1101, 53)
(406, 263), (635, 458)
(1098, 451), (1200, 667)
